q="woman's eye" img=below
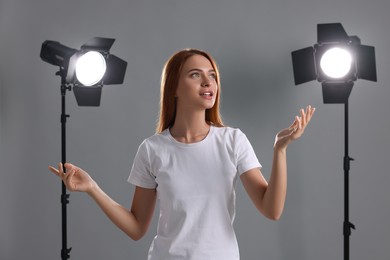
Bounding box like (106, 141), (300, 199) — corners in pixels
(209, 73), (216, 80)
(190, 73), (200, 78)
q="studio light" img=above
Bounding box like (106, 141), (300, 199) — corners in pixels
(40, 37), (127, 106)
(40, 37), (127, 260)
(291, 23), (376, 103)
(291, 23), (377, 260)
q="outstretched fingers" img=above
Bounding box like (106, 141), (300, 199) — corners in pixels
(305, 105), (315, 124)
(298, 105), (315, 129)
(48, 163), (64, 179)
(48, 163), (74, 190)
(292, 105), (315, 138)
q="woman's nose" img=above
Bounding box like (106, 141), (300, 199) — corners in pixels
(201, 76), (211, 87)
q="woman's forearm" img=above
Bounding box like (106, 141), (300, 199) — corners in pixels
(49, 163), (156, 240)
(261, 147), (287, 220)
(87, 184), (146, 240)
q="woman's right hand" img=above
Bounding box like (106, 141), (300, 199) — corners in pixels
(49, 163), (96, 193)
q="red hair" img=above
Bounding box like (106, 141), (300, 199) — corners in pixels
(156, 49), (224, 133)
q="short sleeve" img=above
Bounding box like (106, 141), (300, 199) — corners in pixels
(235, 129), (262, 175)
(128, 140), (157, 189)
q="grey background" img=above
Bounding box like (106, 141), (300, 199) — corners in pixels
(1, 0), (389, 259)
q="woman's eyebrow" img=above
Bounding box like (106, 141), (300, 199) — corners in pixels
(186, 68), (216, 73)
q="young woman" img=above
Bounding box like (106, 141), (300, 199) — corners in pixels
(49, 49), (315, 259)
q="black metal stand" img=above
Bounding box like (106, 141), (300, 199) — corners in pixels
(343, 100), (356, 260)
(58, 70), (72, 260)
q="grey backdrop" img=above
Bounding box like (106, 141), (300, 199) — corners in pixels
(1, 0), (389, 259)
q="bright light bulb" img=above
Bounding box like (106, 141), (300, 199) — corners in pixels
(320, 47), (352, 79)
(75, 51), (106, 86)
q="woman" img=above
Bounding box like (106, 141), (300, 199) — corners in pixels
(49, 49), (315, 259)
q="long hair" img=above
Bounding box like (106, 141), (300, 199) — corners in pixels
(156, 49), (224, 133)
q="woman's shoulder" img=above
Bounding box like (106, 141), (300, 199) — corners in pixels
(213, 125), (243, 134)
(140, 129), (170, 147)
(212, 125), (246, 139)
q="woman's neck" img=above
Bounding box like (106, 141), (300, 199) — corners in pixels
(170, 110), (210, 143)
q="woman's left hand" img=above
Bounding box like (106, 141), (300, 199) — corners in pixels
(274, 105), (316, 151)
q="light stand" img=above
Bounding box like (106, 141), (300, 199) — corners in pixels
(59, 69), (72, 259)
(41, 37), (127, 259)
(343, 99), (355, 260)
(291, 23), (377, 260)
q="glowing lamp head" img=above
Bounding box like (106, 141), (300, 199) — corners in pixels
(320, 47), (353, 79)
(40, 37), (128, 106)
(75, 51), (107, 86)
(291, 23), (377, 104)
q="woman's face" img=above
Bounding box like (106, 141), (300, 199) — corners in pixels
(176, 54), (218, 112)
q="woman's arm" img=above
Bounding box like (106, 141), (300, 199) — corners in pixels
(240, 150), (286, 220)
(88, 184), (156, 240)
(240, 105), (315, 220)
(49, 163), (156, 240)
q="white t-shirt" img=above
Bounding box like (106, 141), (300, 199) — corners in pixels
(128, 126), (261, 260)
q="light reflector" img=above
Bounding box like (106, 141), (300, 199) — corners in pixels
(320, 47), (352, 79)
(75, 51), (106, 86)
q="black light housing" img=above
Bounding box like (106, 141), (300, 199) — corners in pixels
(40, 37), (127, 106)
(291, 23), (379, 260)
(291, 23), (376, 103)
(41, 37), (127, 259)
